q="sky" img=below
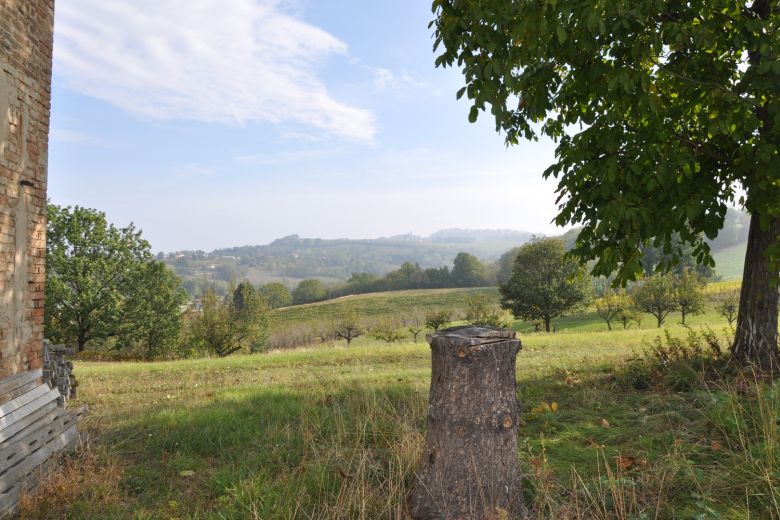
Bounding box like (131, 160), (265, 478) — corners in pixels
(48, 0), (562, 253)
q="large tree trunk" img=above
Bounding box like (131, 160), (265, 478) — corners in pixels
(732, 211), (780, 369)
(409, 326), (525, 519)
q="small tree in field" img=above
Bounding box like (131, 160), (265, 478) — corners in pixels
(616, 303), (642, 330)
(370, 319), (405, 344)
(717, 291), (740, 327)
(674, 269), (707, 325)
(404, 313), (425, 343)
(464, 293), (511, 328)
(335, 309), (363, 346)
(500, 238), (590, 332)
(633, 275), (677, 328)
(596, 289), (625, 330)
(425, 310), (451, 331)
(192, 285), (268, 357)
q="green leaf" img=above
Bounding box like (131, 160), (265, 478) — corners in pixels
(557, 26), (568, 44)
(468, 106), (479, 123)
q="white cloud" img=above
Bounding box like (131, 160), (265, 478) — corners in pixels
(372, 67), (426, 92)
(53, 0), (376, 140)
(373, 68), (395, 91)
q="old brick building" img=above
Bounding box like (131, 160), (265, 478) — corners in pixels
(0, 0), (56, 377)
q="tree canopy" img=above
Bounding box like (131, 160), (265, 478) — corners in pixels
(432, 0), (780, 366)
(45, 204), (186, 354)
(499, 238), (590, 331)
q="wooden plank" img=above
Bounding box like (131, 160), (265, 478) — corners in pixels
(0, 385), (50, 420)
(2, 405), (86, 451)
(0, 408), (70, 473)
(0, 426), (77, 517)
(0, 389), (59, 440)
(0, 406), (87, 517)
(0, 400), (57, 445)
(0, 380), (42, 410)
(0, 479), (22, 518)
(0, 425), (77, 492)
(0, 370), (42, 402)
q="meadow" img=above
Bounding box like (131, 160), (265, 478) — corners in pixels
(23, 285), (780, 519)
(269, 287), (499, 327)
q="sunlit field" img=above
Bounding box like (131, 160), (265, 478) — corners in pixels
(24, 296), (780, 518)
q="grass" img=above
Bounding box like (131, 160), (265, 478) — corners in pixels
(713, 243), (747, 281)
(270, 287), (500, 327)
(24, 301), (780, 518)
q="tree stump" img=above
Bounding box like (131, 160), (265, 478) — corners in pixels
(409, 326), (525, 519)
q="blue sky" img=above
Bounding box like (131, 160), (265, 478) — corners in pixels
(48, 0), (561, 252)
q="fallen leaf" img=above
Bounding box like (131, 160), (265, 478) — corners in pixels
(550, 402), (558, 412)
(710, 440), (722, 451)
(601, 418), (611, 429)
(613, 455), (635, 470)
(179, 470), (195, 477)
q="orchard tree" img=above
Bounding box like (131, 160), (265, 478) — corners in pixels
(404, 312), (426, 343)
(335, 309), (363, 346)
(500, 238), (591, 332)
(433, 1), (780, 366)
(464, 293), (510, 328)
(425, 309), (451, 331)
(633, 274), (678, 328)
(595, 289), (625, 331)
(191, 285), (268, 357)
(370, 319), (405, 343)
(674, 268), (707, 325)
(717, 290), (740, 326)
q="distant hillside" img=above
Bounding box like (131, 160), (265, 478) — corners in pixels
(163, 229), (538, 294)
(164, 208), (751, 295)
(540, 208), (749, 279)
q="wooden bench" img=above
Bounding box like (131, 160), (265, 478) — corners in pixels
(0, 369), (87, 517)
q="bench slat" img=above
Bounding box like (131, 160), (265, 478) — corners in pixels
(0, 370), (42, 403)
(0, 408), (70, 474)
(0, 389), (60, 440)
(0, 425), (78, 493)
(0, 385), (50, 420)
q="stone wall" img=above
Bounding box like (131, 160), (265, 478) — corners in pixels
(0, 0), (55, 377)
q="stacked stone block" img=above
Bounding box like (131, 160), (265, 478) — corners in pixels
(0, 0), (55, 377)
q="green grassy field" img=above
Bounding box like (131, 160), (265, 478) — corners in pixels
(713, 243), (747, 281)
(25, 288), (780, 519)
(270, 287), (500, 328)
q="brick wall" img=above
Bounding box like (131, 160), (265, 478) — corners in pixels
(0, 0), (55, 377)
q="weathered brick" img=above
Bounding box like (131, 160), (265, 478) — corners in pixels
(0, 0), (54, 377)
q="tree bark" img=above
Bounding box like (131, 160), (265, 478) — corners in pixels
(544, 317), (550, 332)
(732, 211), (780, 369)
(409, 326), (525, 519)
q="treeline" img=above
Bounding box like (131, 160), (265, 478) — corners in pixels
(290, 252), (494, 305)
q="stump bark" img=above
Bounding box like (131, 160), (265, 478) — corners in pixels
(409, 326), (525, 519)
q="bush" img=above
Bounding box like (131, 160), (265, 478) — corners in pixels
(464, 293), (512, 328)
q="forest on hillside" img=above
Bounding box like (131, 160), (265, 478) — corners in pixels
(163, 209), (750, 296)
